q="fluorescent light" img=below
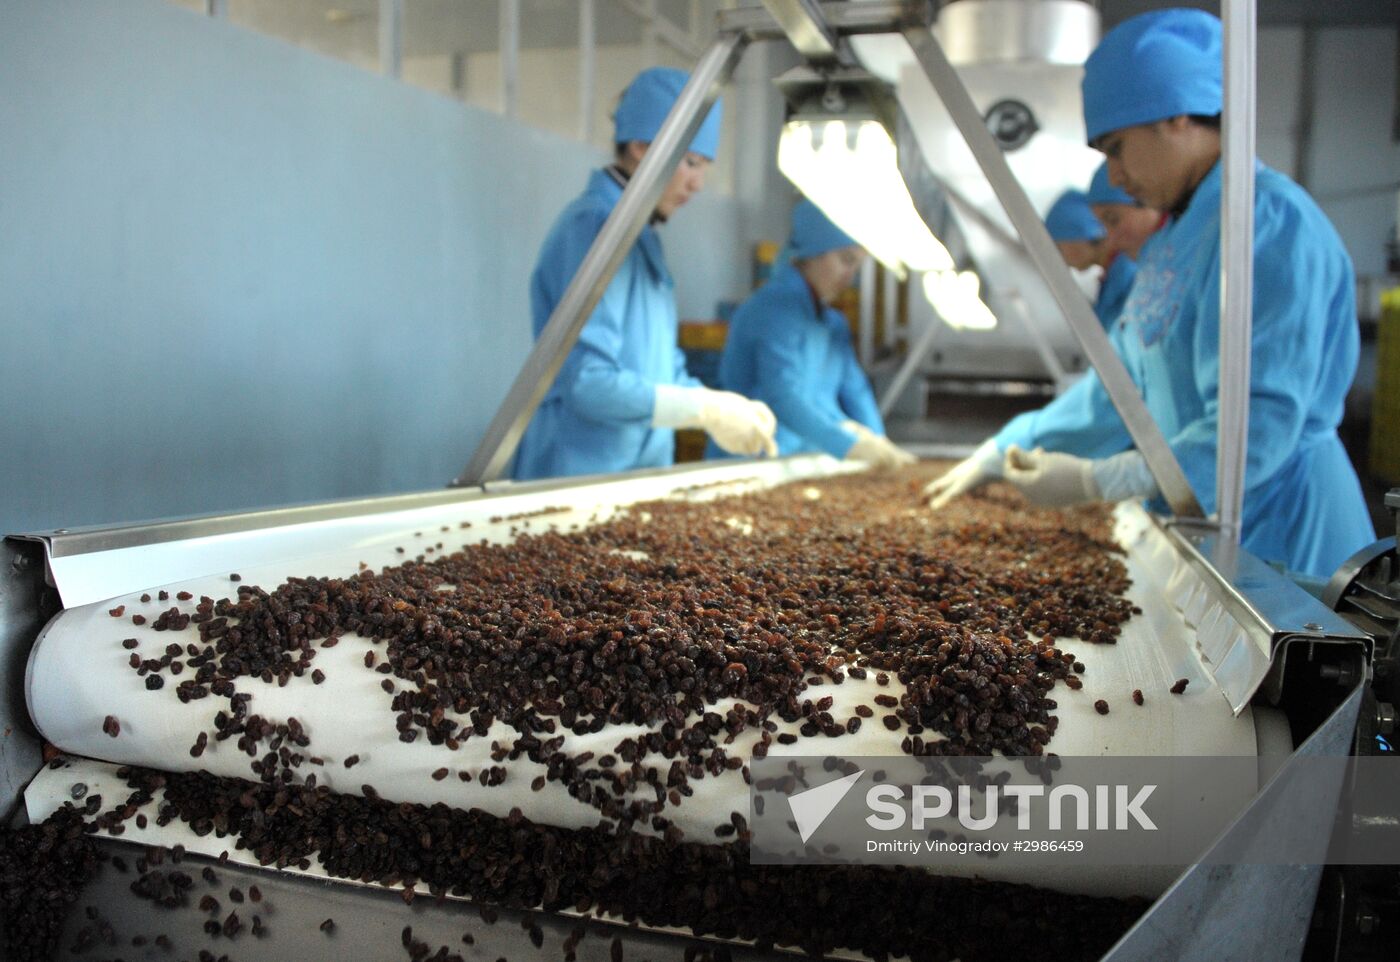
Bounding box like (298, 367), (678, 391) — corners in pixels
(922, 269), (998, 331)
(778, 118), (954, 279)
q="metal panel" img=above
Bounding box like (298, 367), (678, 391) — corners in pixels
(454, 31), (748, 485)
(0, 539), (53, 825)
(760, 0), (839, 60)
(1101, 681), (1365, 962)
(900, 24), (1206, 520)
(934, 0), (1099, 66)
(28, 458), (829, 610)
(717, 0), (930, 41)
(1216, 0), (1257, 542)
(1157, 520), (1370, 714)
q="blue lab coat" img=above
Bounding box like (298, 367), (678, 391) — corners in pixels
(994, 254), (1139, 458)
(1007, 160), (1372, 577)
(1095, 254), (1136, 333)
(514, 169), (700, 480)
(711, 263), (883, 458)
(1121, 160), (1373, 577)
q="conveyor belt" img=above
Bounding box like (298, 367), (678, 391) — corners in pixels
(25, 458), (1284, 905)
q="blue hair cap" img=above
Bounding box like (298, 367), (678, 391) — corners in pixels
(788, 198), (858, 260)
(1082, 8), (1222, 144)
(1045, 190), (1105, 243)
(615, 67), (723, 160)
(1086, 161), (1137, 207)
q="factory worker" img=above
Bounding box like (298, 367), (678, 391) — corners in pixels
(1086, 160), (1163, 263)
(514, 67), (777, 481)
(925, 183), (1156, 509)
(1043, 187), (1131, 333)
(959, 8), (1373, 578)
(711, 199), (914, 469)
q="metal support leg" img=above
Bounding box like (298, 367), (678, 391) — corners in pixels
(378, 0), (403, 80)
(859, 255), (876, 365)
(901, 25), (1204, 519)
(879, 312), (939, 418)
(454, 33), (748, 485)
(1217, 0), (1257, 544)
(579, 0), (596, 144)
(1006, 291), (1069, 389)
(500, 0), (520, 119)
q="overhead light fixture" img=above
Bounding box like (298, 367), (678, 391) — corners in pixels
(775, 67), (953, 280)
(778, 118), (954, 279)
(922, 269), (998, 331)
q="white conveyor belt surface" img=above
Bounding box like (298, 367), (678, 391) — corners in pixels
(25, 460), (1285, 898)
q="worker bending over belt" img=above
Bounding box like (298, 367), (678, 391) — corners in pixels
(927, 181), (1157, 505)
(711, 199), (914, 469)
(931, 8), (1373, 579)
(1044, 187), (1131, 334)
(514, 68), (777, 481)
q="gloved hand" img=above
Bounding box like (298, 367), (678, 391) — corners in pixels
(1002, 445), (1101, 507)
(844, 423), (916, 470)
(923, 437), (1001, 509)
(653, 386), (778, 457)
(1092, 449), (1159, 502)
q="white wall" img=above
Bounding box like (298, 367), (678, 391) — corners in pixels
(1256, 25), (1400, 285)
(0, 0), (759, 535)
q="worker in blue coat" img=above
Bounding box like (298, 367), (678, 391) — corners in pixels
(1043, 187), (1135, 334)
(711, 199), (914, 468)
(959, 8), (1373, 578)
(1087, 160), (1164, 264)
(514, 68), (777, 481)
(926, 182), (1158, 507)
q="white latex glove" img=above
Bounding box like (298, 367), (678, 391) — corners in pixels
(1092, 449), (1159, 502)
(653, 385), (778, 458)
(844, 424), (917, 470)
(1002, 445), (1101, 507)
(923, 437), (1002, 509)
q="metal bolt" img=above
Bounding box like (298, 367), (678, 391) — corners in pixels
(69, 783), (88, 800)
(53, 529), (68, 534)
(1357, 907), (1379, 936)
(1319, 663), (1359, 686)
(1304, 622), (1324, 631)
(11, 553), (30, 570)
(1376, 703), (1397, 737)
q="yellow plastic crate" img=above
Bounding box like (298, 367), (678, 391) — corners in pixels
(1371, 288), (1400, 482)
(678, 320), (728, 351)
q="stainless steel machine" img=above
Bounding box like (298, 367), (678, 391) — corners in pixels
(857, 0), (1113, 443)
(3, 2), (1396, 960)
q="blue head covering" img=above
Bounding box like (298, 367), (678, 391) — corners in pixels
(1082, 9), (1222, 144)
(1044, 190), (1104, 243)
(1086, 161), (1138, 207)
(614, 67), (723, 160)
(787, 199), (858, 261)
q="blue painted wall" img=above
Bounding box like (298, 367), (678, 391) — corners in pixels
(0, 0), (747, 534)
